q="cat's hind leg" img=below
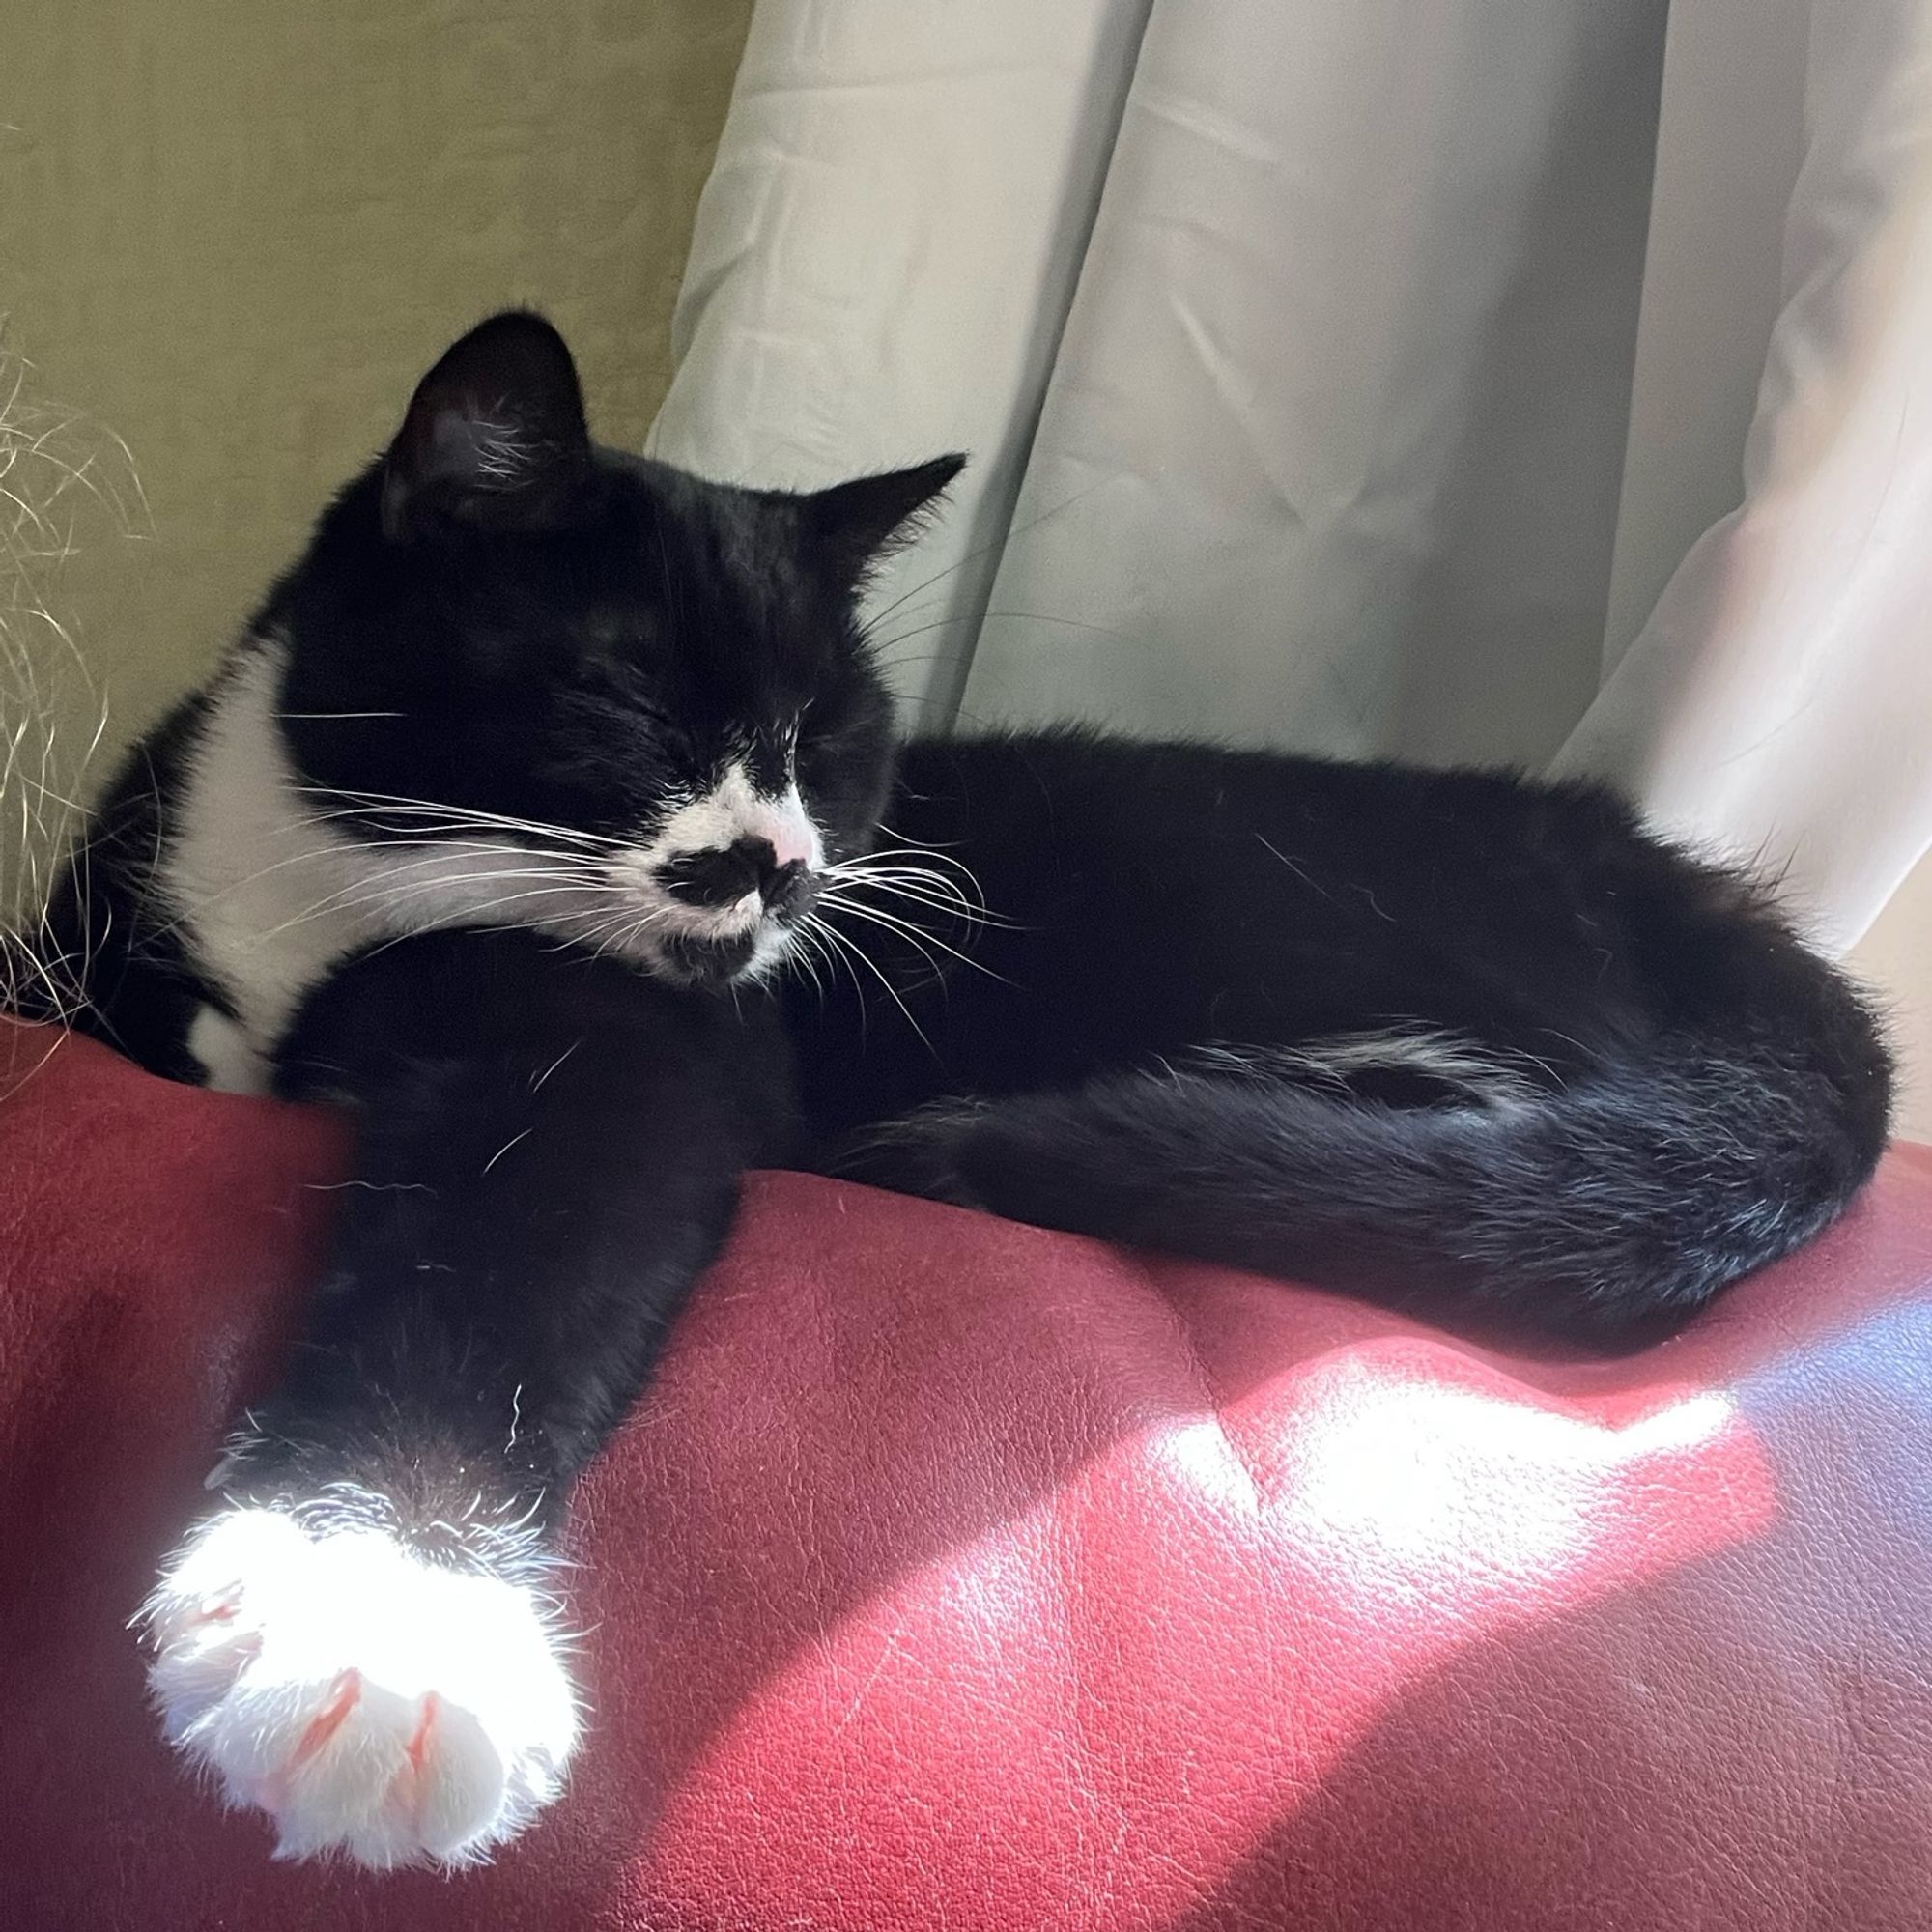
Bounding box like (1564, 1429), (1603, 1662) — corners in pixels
(829, 1030), (1542, 1208)
(825, 1023), (1872, 1339)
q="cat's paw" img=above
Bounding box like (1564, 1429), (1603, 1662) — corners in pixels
(141, 1505), (581, 1867)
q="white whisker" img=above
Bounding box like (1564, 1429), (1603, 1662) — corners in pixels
(823, 869), (1011, 930)
(811, 912), (930, 1050)
(242, 869), (612, 946)
(143, 838), (611, 943)
(291, 784), (623, 853)
(529, 1041), (580, 1093)
(817, 892), (1008, 982)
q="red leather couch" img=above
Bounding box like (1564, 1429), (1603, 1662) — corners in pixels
(4, 1015), (1930, 1929)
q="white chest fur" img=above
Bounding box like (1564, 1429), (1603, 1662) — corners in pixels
(161, 643), (601, 1089)
(160, 646), (378, 1088)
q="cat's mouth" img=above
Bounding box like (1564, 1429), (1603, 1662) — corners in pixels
(585, 804), (824, 988)
(611, 884), (810, 990)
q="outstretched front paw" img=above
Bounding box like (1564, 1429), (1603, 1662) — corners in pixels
(141, 1506), (580, 1867)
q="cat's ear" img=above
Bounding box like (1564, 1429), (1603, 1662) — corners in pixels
(797, 454), (967, 592)
(381, 311), (591, 539)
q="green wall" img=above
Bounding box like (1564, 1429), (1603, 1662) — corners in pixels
(1, 0), (751, 925)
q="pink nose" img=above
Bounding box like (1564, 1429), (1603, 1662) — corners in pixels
(761, 810), (818, 871)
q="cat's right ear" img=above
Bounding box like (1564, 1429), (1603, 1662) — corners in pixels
(381, 312), (591, 540)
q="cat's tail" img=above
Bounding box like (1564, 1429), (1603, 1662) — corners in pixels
(840, 1009), (1892, 1339)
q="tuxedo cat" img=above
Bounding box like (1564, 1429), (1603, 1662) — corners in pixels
(32, 313), (1889, 1867)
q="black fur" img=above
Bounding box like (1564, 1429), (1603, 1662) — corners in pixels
(32, 312), (942, 1535)
(255, 925), (787, 1539)
(25, 312), (1892, 1556)
(36, 694), (226, 1083)
(798, 735), (1891, 1336)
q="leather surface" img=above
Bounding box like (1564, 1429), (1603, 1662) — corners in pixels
(3, 1015), (1930, 1929)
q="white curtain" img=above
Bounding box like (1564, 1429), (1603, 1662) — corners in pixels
(651, 0), (1932, 953)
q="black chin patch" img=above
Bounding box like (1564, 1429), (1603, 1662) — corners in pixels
(659, 929), (759, 989)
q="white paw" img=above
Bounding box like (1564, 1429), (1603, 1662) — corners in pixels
(142, 1506), (581, 1867)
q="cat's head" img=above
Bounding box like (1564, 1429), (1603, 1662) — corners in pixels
(267, 311), (962, 988)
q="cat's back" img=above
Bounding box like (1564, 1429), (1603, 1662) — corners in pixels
(893, 727), (1646, 890)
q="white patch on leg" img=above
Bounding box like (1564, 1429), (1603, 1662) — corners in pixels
(142, 1507), (581, 1868)
(185, 1005), (270, 1096)
(1193, 1030), (1542, 1109)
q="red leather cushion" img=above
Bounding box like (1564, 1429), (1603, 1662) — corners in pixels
(4, 1016), (1930, 1929)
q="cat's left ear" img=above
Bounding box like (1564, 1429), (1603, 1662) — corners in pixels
(797, 454), (967, 593)
(382, 311), (592, 540)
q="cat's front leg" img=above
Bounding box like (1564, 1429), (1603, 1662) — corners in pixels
(138, 928), (783, 1866)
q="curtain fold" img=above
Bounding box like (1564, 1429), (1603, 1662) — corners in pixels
(653, 0), (1932, 951)
(953, 0), (1667, 770)
(1554, 0), (1932, 951)
(649, 0), (1157, 725)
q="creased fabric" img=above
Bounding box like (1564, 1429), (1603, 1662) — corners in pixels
(655, 0), (1932, 949)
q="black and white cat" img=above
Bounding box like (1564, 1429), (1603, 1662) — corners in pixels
(32, 313), (1890, 1867)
